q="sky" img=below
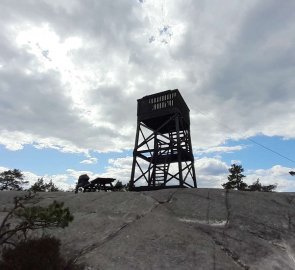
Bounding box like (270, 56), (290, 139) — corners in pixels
(1, 0), (295, 191)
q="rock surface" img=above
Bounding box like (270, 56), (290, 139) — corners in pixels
(1, 189), (295, 270)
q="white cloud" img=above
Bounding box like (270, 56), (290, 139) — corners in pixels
(0, 131), (34, 151)
(80, 157), (98, 164)
(0, 166), (9, 172)
(231, 160), (242, 165)
(194, 157), (229, 188)
(100, 157), (133, 185)
(196, 145), (246, 155)
(195, 157), (228, 176)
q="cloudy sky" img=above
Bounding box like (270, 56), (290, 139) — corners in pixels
(1, 0), (295, 191)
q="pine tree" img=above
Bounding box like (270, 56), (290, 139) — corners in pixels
(29, 178), (60, 192)
(248, 179), (262, 191)
(0, 169), (28, 191)
(29, 178), (47, 192)
(248, 178), (277, 192)
(46, 180), (59, 192)
(0, 192), (73, 247)
(222, 164), (248, 190)
(114, 181), (124, 191)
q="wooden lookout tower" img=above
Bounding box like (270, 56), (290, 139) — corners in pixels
(129, 89), (197, 191)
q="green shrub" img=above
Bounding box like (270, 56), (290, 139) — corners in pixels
(0, 236), (83, 270)
(248, 179), (277, 192)
(29, 178), (60, 192)
(0, 192), (73, 247)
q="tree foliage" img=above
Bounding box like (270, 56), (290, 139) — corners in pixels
(1, 236), (65, 269)
(0, 192), (73, 248)
(114, 181), (125, 191)
(222, 165), (277, 192)
(0, 169), (28, 191)
(222, 164), (248, 190)
(125, 182), (130, 191)
(29, 178), (60, 192)
(0, 236), (83, 270)
(0, 193), (80, 269)
(248, 179), (277, 192)
(248, 179), (262, 191)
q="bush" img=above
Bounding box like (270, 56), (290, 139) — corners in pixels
(114, 181), (125, 191)
(0, 236), (83, 270)
(0, 193), (82, 269)
(0, 192), (73, 247)
(248, 179), (277, 192)
(261, 184), (277, 192)
(248, 179), (262, 191)
(29, 178), (60, 192)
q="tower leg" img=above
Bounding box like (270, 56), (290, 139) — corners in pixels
(130, 121), (140, 188)
(191, 163), (197, 188)
(151, 133), (158, 187)
(130, 113), (197, 190)
(175, 115), (184, 187)
(188, 129), (197, 188)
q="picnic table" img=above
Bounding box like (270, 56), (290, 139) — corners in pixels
(77, 177), (116, 192)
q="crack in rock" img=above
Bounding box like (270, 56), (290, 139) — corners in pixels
(246, 229), (272, 241)
(212, 236), (250, 270)
(144, 190), (178, 205)
(76, 191), (180, 259)
(212, 241), (216, 270)
(286, 196), (295, 231)
(224, 189), (231, 227)
(71, 223), (129, 262)
(206, 190), (210, 225)
(74, 194), (164, 259)
(196, 225), (249, 270)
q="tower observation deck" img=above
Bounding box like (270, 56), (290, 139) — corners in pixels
(129, 89), (197, 191)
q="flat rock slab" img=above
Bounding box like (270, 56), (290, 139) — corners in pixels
(1, 189), (295, 269)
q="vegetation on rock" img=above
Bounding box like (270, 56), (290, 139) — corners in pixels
(0, 192), (73, 248)
(248, 179), (277, 192)
(0, 192), (79, 269)
(222, 164), (247, 190)
(29, 178), (60, 192)
(0, 169), (28, 191)
(114, 180), (127, 191)
(222, 164), (277, 192)
(0, 236), (83, 270)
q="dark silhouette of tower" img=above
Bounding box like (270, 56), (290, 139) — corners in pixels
(129, 89), (197, 191)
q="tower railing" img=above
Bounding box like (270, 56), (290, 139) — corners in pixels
(138, 89), (190, 127)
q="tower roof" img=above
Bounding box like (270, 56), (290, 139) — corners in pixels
(137, 89), (190, 132)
